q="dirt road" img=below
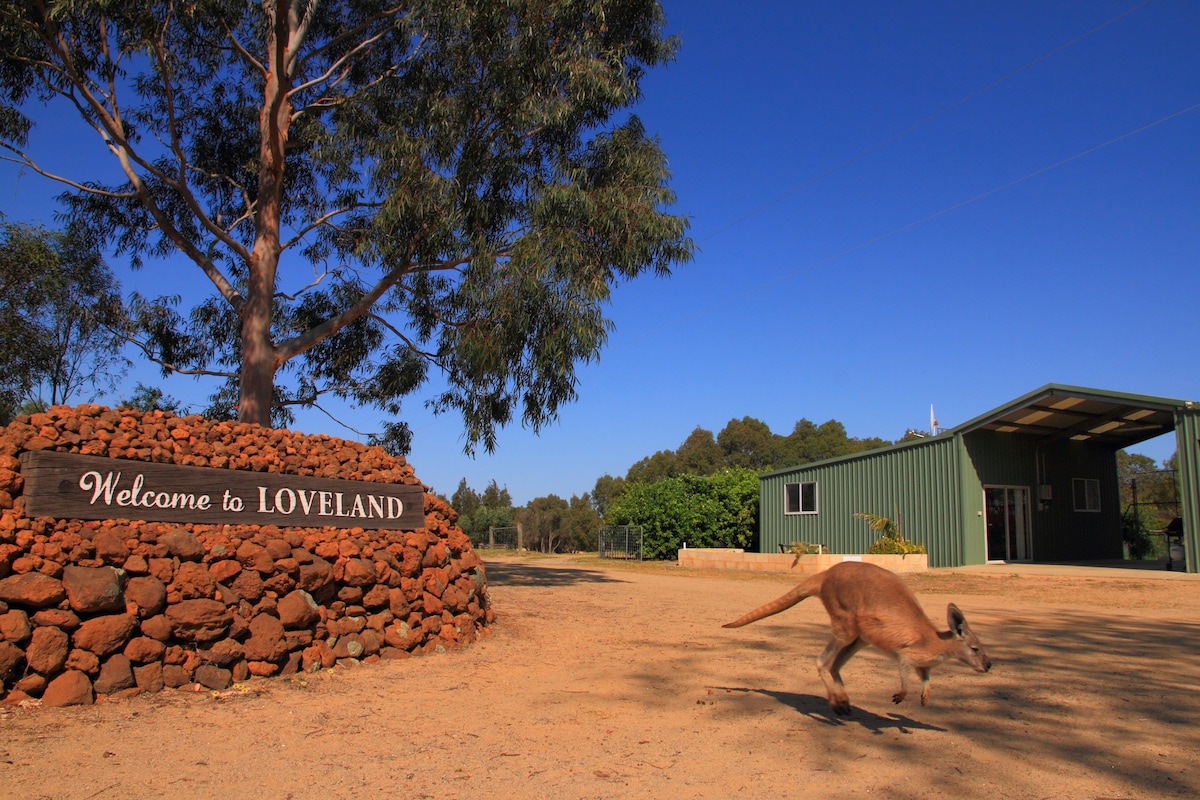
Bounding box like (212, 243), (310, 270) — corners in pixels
(2, 554), (1198, 799)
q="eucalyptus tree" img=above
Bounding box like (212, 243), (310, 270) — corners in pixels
(0, 1), (692, 450)
(0, 220), (126, 422)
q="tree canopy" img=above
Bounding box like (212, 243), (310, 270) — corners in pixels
(0, 220), (125, 423)
(0, 0), (692, 450)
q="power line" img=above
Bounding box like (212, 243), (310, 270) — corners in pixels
(619, 99), (1200, 348)
(697, 0), (1154, 245)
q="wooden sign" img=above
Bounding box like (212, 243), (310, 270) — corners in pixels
(19, 450), (425, 530)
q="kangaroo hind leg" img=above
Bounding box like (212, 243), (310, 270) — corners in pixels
(817, 636), (866, 716)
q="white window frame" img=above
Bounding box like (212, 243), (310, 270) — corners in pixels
(1072, 478), (1101, 513)
(784, 481), (818, 515)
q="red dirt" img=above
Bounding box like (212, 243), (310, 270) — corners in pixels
(2, 553), (1198, 799)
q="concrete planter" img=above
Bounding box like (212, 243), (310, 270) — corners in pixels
(676, 548), (927, 575)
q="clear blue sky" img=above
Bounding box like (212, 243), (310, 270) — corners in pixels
(3, 0), (1197, 505)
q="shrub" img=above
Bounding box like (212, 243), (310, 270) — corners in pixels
(854, 511), (927, 555)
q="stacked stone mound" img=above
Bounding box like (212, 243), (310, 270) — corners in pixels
(0, 405), (493, 707)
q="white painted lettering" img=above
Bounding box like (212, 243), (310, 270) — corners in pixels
(275, 488), (296, 515)
(79, 470), (121, 505)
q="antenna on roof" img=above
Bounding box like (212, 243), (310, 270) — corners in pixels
(930, 404), (939, 436)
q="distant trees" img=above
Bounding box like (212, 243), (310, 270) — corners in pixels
(624, 415), (890, 484)
(452, 414), (895, 557)
(1118, 450), (1179, 531)
(517, 494), (599, 554)
(0, 221), (126, 423)
(450, 479), (514, 544)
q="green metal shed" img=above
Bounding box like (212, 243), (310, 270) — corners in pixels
(759, 385), (1199, 572)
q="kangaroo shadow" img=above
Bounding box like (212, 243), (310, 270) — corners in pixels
(711, 686), (948, 734)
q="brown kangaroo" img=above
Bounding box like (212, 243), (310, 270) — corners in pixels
(723, 560), (991, 715)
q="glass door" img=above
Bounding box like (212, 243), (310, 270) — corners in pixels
(985, 486), (1032, 562)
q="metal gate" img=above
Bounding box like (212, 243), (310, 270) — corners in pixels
(598, 525), (643, 561)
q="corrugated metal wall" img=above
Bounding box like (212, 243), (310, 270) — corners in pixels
(759, 437), (965, 567)
(1174, 407), (1200, 573)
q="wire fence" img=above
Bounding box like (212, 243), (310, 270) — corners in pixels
(598, 525), (643, 561)
(484, 525), (521, 549)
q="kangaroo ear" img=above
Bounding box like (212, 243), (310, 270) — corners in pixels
(947, 603), (968, 637)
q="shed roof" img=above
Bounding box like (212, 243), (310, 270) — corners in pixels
(947, 384), (1195, 450)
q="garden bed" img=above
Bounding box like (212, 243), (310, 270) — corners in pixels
(676, 547), (928, 574)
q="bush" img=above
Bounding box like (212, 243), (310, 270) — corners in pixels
(866, 536), (926, 555)
(605, 468), (759, 559)
(855, 511), (926, 555)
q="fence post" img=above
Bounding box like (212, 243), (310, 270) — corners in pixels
(517, 522), (524, 551)
(488, 526), (495, 548)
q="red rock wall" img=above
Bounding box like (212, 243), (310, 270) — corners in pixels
(0, 405), (492, 707)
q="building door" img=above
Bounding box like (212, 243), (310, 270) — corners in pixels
(986, 486), (1032, 562)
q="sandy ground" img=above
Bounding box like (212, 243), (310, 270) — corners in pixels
(2, 553), (1199, 800)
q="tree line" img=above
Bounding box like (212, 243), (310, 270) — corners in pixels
(444, 415), (906, 555)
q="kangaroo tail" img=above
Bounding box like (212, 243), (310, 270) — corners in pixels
(722, 573), (825, 628)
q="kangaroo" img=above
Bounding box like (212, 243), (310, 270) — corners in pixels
(723, 560), (991, 715)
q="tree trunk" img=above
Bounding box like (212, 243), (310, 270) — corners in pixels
(238, 1), (293, 426)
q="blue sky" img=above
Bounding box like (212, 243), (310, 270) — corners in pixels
(3, 0), (1198, 505)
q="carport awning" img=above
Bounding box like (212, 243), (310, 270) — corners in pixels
(951, 385), (1192, 449)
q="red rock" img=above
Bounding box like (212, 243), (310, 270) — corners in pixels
(198, 639), (244, 667)
(301, 640), (335, 671)
(388, 587), (411, 617)
(159, 528), (205, 561)
(31, 607), (81, 631)
(62, 565), (126, 613)
(277, 590), (319, 630)
(0, 641), (24, 683)
(124, 636), (166, 663)
(139, 614), (173, 642)
(12, 673), (46, 696)
(65, 648), (100, 674)
(193, 663), (231, 690)
(94, 654), (135, 694)
(441, 583), (468, 613)
(25, 625), (69, 675)
(162, 664), (189, 688)
(173, 561), (216, 599)
(422, 542), (449, 568)
(124, 575), (167, 616)
(0, 609), (31, 642)
(208, 559), (242, 583)
(71, 613), (133, 660)
(133, 661), (165, 692)
(230, 569), (264, 602)
(92, 529), (130, 565)
(242, 613), (288, 662)
(121, 554), (149, 575)
(147, 558), (175, 584)
(331, 634), (365, 660)
(362, 584), (390, 608)
(0, 572), (66, 608)
(41, 670), (94, 707)
(341, 558), (375, 587)
(236, 542), (274, 574)
(296, 557), (333, 592)
(263, 538), (292, 561)
(421, 592), (444, 616)
(246, 660), (279, 677)
(262, 572), (296, 595)
(165, 599), (231, 643)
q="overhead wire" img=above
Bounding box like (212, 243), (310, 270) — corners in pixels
(696, 0), (1154, 245)
(612, 0), (1184, 348)
(621, 100), (1200, 345)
